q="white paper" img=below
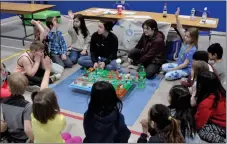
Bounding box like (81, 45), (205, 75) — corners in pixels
(122, 11), (136, 15)
(199, 19), (217, 25)
(179, 15), (191, 19)
(95, 8), (107, 12)
(125, 15), (151, 19)
(103, 10), (117, 14)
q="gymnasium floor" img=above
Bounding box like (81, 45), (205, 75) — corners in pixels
(1, 16), (226, 142)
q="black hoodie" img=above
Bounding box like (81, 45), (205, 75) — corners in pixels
(83, 109), (131, 143)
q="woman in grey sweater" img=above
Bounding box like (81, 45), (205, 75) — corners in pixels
(68, 10), (91, 64)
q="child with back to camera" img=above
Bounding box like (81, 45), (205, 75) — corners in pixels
(83, 81), (131, 142)
(31, 60), (82, 143)
(189, 61), (209, 107)
(168, 85), (200, 143)
(162, 7), (198, 80)
(138, 104), (184, 143)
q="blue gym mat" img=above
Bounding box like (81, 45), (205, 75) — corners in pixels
(52, 69), (162, 126)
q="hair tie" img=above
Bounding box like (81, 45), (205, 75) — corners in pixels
(168, 116), (172, 121)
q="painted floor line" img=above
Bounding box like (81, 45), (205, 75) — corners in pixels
(1, 45), (26, 50)
(1, 22), (96, 62)
(1, 49), (27, 62)
(0, 19), (20, 26)
(60, 111), (142, 136)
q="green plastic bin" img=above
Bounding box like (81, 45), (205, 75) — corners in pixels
(23, 10), (61, 25)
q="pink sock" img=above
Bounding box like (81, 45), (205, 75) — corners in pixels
(65, 136), (82, 143)
(61, 132), (72, 141)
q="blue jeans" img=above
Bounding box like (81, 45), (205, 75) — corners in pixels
(69, 50), (87, 64)
(162, 63), (189, 80)
(78, 56), (118, 71)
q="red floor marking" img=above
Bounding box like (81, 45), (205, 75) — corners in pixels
(60, 111), (142, 136)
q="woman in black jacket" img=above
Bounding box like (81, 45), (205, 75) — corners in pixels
(78, 20), (118, 70)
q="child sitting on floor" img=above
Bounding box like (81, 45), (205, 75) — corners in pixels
(162, 7), (198, 80)
(138, 104), (184, 143)
(207, 43), (226, 84)
(15, 41), (59, 90)
(31, 89), (82, 143)
(31, 19), (64, 79)
(195, 71), (226, 143)
(83, 81), (131, 142)
(189, 61), (209, 107)
(180, 51), (214, 87)
(31, 61), (82, 143)
(1, 72), (34, 143)
(67, 10), (90, 64)
(46, 17), (74, 68)
(168, 85), (200, 143)
(1, 63), (11, 100)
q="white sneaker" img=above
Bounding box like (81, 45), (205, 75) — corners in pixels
(50, 73), (61, 82)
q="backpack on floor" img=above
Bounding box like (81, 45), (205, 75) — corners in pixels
(165, 31), (183, 61)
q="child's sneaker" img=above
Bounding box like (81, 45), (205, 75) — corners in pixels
(50, 73), (61, 82)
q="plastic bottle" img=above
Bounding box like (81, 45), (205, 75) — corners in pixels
(163, 3), (167, 18)
(201, 7), (207, 23)
(116, 58), (122, 73)
(97, 56), (102, 73)
(190, 8), (195, 21)
(138, 65), (146, 88)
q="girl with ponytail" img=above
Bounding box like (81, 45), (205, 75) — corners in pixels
(137, 104), (184, 143)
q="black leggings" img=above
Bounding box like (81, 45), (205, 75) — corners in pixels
(26, 68), (53, 86)
(128, 48), (161, 79)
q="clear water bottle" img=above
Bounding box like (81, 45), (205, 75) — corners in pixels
(97, 56), (102, 73)
(116, 58), (122, 73)
(201, 7), (207, 23)
(163, 3), (167, 18)
(190, 8), (195, 21)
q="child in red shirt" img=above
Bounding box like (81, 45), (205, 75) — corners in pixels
(1, 63), (11, 99)
(194, 71), (226, 143)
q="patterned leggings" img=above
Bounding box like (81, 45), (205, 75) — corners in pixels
(162, 63), (189, 80)
(198, 123), (226, 143)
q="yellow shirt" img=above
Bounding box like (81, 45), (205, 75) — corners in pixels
(31, 113), (66, 143)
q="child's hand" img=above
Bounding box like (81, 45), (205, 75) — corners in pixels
(31, 19), (37, 25)
(100, 62), (105, 69)
(68, 10), (74, 19)
(61, 54), (67, 60)
(175, 7), (180, 18)
(93, 62), (99, 69)
(42, 56), (52, 71)
(81, 49), (87, 55)
(140, 119), (149, 134)
(34, 55), (41, 63)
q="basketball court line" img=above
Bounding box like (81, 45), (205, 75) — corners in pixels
(60, 111), (142, 136)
